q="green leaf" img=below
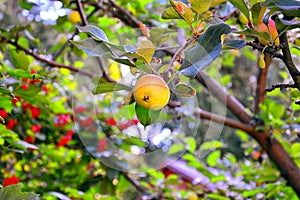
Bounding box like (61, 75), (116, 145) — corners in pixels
(0, 96), (13, 113)
(206, 194), (230, 200)
(229, 0), (250, 18)
(161, 7), (181, 19)
(8, 69), (43, 80)
(135, 103), (160, 126)
(174, 83), (196, 97)
(136, 38), (155, 64)
(290, 143), (300, 158)
(251, 3), (265, 26)
(0, 87), (12, 96)
(18, 0), (35, 10)
(190, 0), (211, 15)
(9, 49), (30, 70)
(223, 39), (246, 50)
(168, 143), (185, 154)
(123, 137), (145, 147)
(170, 0), (194, 25)
(185, 137), (196, 152)
(200, 140), (223, 150)
(76, 25), (136, 52)
(0, 184), (40, 200)
(261, 0), (300, 10)
(236, 28), (269, 41)
(180, 23), (231, 77)
(71, 38), (111, 57)
(207, 150), (220, 166)
(92, 83), (132, 95)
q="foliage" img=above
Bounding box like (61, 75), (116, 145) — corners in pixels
(0, 0), (300, 199)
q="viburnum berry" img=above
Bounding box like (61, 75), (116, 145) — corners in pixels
(80, 116), (94, 126)
(12, 96), (21, 105)
(56, 135), (72, 148)
(32, 124), (42, 133)
(2, 175), (20, 187)
(22, 84), (29, 90)
(105, 118), (117, 126)
(97, 138), (107, 152)
(31, 107), (41, 119)
(24, 136), (35, 144)
(6, 119), (17, 130)
(0, 109), (8, 119)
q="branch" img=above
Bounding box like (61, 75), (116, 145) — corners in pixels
(246, 42), (283, 59)
(75, 0), (88, 26)
(279, 32), (300, 91)
(0, 35), (94, 77)
(123, 172), (149, 195)
(195, 108), (254, 133)
(166, 36), (198, 73)
(255, 54), (273, 113)
(108, 0), (141, 28)
(195, 71), (252, 123)
(265, 83), (296, 92)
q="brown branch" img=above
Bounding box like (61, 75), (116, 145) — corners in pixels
(195, 71), (252, 123)
(195, 108), (254, 133)
(75, 0), (88, 26)
(265, 83), (296, 92)
(123, 172), (149, 194)
(255, 54), (272, 113)
(279, 32), (300, 91)
(0, 35), (94, 77)
(108, 0), (141, 28)
(166, 36), (198, 73)
(246, 42), (283, 59)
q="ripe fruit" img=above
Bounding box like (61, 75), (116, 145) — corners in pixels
(239, 12), (248, 25)
(133, 74), (170, 111)
(257, 19), (279, 46)
(187, 193), (199, 200)
(69, 10), (81, 24)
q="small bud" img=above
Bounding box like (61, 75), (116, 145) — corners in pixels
(258, 54), (265, 69)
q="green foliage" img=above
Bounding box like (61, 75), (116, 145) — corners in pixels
(0, 0), (300, 199)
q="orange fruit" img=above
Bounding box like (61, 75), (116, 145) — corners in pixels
(69, 10), (81, 24)
(133, 74), (170, 110)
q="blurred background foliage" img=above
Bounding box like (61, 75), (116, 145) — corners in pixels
(0, 0), (300, 199)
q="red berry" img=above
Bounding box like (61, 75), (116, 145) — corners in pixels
(105, 118), (117, 126)
(30, 70), (37, 74)
(97, 138), (107, 152)
(12, 96), (21, 105)
(31, 107), (41, 119)
(6, 119), (17, 130)
(24, 136), (35, 144)
(22, 84), (29, 90)
(0, 109), (8, 119)
(32, 124), (42, 133)
(2, 175), (19, 187)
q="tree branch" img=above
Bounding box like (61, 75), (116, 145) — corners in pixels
(255, 54), (272, 113)
(108, 0), (141, 28)
(195, 71), (252, 123)
(246, 42), (283, 59)
(195, 108), (254, 133)
(0, 35), (94, 77)
(265, 83), (296, 92)
(279, 32), (300, 91)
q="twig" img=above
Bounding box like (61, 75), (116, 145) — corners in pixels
(123, 172), (149, 195)
(246, 42), (283, 59)
(75, 0), (88, 26)
(195, 108), (254, 133)
(0, 35), (94, 77)
(108, 0), (141, 28)
(265, 83), (296, 92)
(165, 36), (198, 73)
(279, 32), (300, 91)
